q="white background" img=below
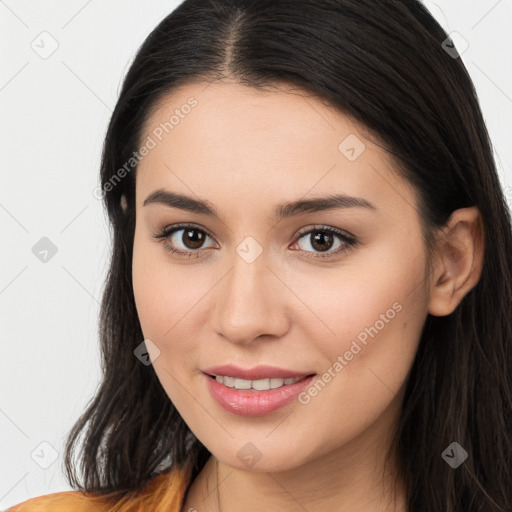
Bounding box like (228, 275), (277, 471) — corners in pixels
(1, 0), (511, 509)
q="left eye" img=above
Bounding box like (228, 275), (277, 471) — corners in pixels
(153, 223), (357, 259)
(292, 226), (356, 257)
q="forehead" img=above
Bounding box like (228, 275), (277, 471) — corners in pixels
(135, 80), (418, 219)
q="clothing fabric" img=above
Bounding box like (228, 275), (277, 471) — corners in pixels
(6, 466), (191, 512)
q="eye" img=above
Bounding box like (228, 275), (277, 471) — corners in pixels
(152, 223), (357, 260)
(290, 225), (357, 259)
(152, 223), (217, 259)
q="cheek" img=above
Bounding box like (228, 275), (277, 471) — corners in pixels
(132, 238), (165, 339)
(133, 236), (190, 339)
(132, 239), (201, 412)
(294, 237), (427, 406)
(294, 239), (425, 352)
(132, 236), (209, 389)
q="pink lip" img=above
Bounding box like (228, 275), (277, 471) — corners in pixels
(203, 373), (316, 417)
(202, 364), (314, 380)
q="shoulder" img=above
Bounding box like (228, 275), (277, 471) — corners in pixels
(6, 466), (192, 512)
(6, 490), (112, 511)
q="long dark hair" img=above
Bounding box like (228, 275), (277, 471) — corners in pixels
(63, 1), (512, 510)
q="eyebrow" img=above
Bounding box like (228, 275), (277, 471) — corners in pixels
(143, 188), (377, 220)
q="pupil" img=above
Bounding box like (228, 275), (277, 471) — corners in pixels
(312, 231), (333, 252)
(184, 229), (204, 249)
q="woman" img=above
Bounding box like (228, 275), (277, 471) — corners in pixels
(8, 0), (512, 511)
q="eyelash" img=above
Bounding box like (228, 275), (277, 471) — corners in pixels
(152, 222), (358, 260)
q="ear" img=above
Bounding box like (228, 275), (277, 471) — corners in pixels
(428, 206), (485, 317)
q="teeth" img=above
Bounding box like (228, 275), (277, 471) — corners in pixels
(214, 375), (304, 391)
(234, 378), (252, 390)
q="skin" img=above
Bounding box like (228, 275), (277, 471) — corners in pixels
(131, 80), (484, 511)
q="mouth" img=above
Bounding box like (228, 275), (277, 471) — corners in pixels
(203, 371), (317, 416)
(204, 372), (316, 391)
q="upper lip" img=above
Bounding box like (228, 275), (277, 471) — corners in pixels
(202, 364), (316, 380)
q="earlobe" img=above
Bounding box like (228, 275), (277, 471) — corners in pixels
(427, 206), (485, 317)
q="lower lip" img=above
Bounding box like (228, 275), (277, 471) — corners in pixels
(203, 373), (316, 417)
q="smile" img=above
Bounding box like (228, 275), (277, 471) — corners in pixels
(211, 374), (308, 391)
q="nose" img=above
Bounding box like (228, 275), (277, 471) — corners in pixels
(210, 249), (290, 346)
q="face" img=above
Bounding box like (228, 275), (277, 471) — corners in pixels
(132, 80), (431, 473)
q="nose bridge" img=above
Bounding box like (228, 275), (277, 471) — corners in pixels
(211, 238), (288, 344)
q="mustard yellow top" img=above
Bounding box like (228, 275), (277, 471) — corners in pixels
(6, 466), (192, 512)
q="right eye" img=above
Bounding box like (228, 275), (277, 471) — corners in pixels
(153, 223), (217, 258)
